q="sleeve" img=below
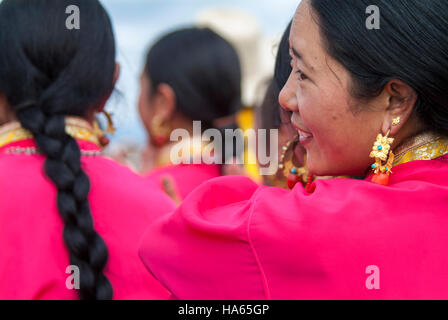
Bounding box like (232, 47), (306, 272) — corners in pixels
(141, 166), (448, 300)
(138, 176), (270, 300)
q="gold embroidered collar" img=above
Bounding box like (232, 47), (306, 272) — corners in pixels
(155, 136), (212, 167)
(0, 117), (100, 149)
(392, 131), (448, 167)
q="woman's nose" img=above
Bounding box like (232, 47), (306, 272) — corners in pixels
(278, 73), (298, 112)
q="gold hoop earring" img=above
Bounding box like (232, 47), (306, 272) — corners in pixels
(277, 135), (312, 190)
(151, 115), (170, 147)
(93, 110), (115, 148)
(369, 130), (395, 186)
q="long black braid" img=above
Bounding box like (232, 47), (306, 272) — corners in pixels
(18, 106), (113, 299)
(0, 0), (116, 299)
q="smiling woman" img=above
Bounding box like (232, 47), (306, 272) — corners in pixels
(280, 0), (442, 177)
(139, 0), (448, 299)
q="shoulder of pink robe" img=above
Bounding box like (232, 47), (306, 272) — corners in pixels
(139, 155), (448, 299)
(145, 164), (221, 200)
(0, 139), (176, 300)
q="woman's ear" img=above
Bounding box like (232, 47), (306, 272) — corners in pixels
(0, 93), (7, 125)
(152, 83), (176, 122)
(381, 79), (418, 136)
(0, 93), (15, 125)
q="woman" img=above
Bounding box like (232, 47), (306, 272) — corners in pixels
(0, 0), (175, 299)
(140, 0), (448, 299)
(138, 27), (244, 202)
(258, 21), (361, 188)
(255, 21), (311, 189)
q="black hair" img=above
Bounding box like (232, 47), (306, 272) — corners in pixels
(274, 21), (293, 103)
(258, 21), (292, 132)
(310, 0), (448, 135)
(144, 26), (243, 164)
(0, 0), (116, 299)
(144, 27), (242, 129)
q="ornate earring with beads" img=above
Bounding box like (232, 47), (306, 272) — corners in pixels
(150, 115), (170, 147)
(369, 129), (395, 186)
(277, 135), (313, 190)
(93, 110), (115, 148)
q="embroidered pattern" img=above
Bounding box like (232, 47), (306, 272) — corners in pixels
(0, 117), (101, 156)
(4, 146), (101, 157)
(393, 132), (448, 167)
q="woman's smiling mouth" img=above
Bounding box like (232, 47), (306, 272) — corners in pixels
(291, 120), (314, 146)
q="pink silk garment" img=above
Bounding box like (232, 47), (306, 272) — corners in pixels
(146, 164), (221, 200)
(0, 138), (175, 299)
(140, 155), (448, 299)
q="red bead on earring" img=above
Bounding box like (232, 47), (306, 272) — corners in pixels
(287, 167), (302, 189)
(371, 172), (390, 186)
(305, 173), (315, 193)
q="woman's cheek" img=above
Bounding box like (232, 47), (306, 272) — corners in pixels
(296, 89), (315, 121)
(296, 82), (316, 109)
(296, 85), (306, 110)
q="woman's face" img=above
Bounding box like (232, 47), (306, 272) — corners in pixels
(0, 93), (16, 126)
(279, 0), (386, 176)
(138, 73), (155, 134)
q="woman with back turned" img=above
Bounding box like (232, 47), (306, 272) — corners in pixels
(0, 0), (175, 299)
(138, 27), (243, 202)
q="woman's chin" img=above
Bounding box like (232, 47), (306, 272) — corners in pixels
(302, 144), (343, 177)
(305, 154), (333, 177)
(308, 159), (366, 177)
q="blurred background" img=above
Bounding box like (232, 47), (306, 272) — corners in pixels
(101, 0), (299, 166)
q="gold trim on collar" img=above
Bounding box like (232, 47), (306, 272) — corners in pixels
(0, 116), (100, 149)
(392, 131), (448, 167)
(156, 136), (210, 167)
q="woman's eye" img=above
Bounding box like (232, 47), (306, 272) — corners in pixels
(296, 69), (308, 81)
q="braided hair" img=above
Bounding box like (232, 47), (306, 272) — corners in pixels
(0, 0), (116, 299)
